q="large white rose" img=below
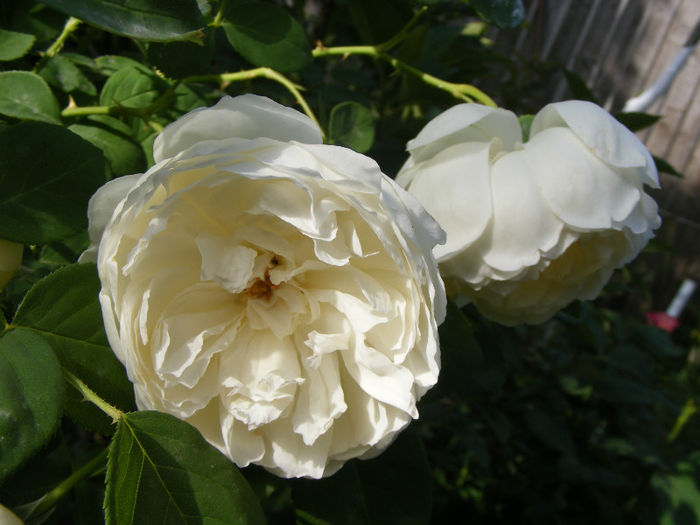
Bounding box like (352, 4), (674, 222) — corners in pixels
(83, 94), (446, 478)
(397, 100), (661, 325)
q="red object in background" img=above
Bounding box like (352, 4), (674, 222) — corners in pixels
(646, 278), (697, 333)
(646, 311), (680, 333)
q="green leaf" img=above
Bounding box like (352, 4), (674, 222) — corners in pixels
(328, 102), (375, 153)
(614, 111), (661, 132)
(40, 0), (206, 42)
(147, 35), (214, 79)
(0, 71), (61, 124)
(653, 155), (683, 177)
(96, 55), (152, 76)
(293, 427), (431, 525)
(293, 466), (368, 525)
(519, 114), (534, 142)
(0, 328), (64, 483)
(354, 427), (432, 525)
(347, 0), (413, 44)
(224, 2), (312, 73)
(70, 116), (147, 178)
(428, 302), (483, 398)
(105, 411), (265, 525)
(39, 54), (97, 95)
(100, 66), (167, 109)
(0, 122), (104, 244)
(471, 0), (525, 28)
(0, 29), (35, 61)
(562, 68), (598, 103)
(12, 263), (136, 434)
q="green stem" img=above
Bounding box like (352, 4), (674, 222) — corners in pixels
(312, 45), (497, 107)
(61, 105), (115, 117)
(211, 0), (227, 28)
(185, 67), (324, 137)
(63, 368), (123, 422)
(24, 448), (109, 521)
(35, 17), (81, 71)
(668, 398), (697, 443)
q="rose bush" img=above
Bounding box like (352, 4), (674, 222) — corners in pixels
(397, 100), (661, 325)
(82, 94), (446, 478)
(0, 240), (22, 291)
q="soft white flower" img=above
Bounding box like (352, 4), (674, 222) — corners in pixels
(0, 239), (22, 291)
(397, 100), (661, 325)
(0, 504), (24, 525)
(84, 95), (446, 478)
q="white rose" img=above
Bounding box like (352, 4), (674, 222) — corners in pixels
(84, 94), (446, 478)
(397, 100), (661, 325)
(0, 239), (22, 291)
(0, 505), (23, 525)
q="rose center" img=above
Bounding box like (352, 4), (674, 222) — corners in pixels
(244, 272), (277, 300)
(244, 256), (282, 301)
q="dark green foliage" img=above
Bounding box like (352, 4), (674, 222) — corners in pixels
(420, 302), (700, 524)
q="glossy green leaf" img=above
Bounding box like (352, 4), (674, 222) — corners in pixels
(428, 302), (483, 398)
(96, 55), (152, 75)
(105, 411), (265, 525)
(0, 328), (64, 483)
(147, 35), (214, 79)
(347, 0), (413, 44)
(519, 114), (534, 142)
(100, 66), (167, 109)
(293, 427), (431, 525)
(0, 122), (104, 244)
(328, 102), (375, 153)
(653, 155), (682, 177)
(614, 111), (661, 132)
(562, 68), (598, 103)
(12, 263), (136, 434)
(0, 29), (35, 61)
(39, 55), (97, 95)
(224, 2), (311, 72)
(70, 116), (147, 177)
(40, 0), (205, 42)
(0, 71), (61, 124)
(471, 0), (525, 28)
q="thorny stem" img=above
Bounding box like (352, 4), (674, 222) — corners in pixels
(23, 448), (109, 521)
(184, 67), (324, 136)
(63, 368), (123, 423)
(35, 16), (81, 71)
(312, 44), (496, 107)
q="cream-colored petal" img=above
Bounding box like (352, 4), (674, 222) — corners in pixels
(153, 94), (322, 163)
(407, 103), (521, 163)
(530, 100), (659, 188)
(526, 128), (642, 231)
(401, 141), (494, 260)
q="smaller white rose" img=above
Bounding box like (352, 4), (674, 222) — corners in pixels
(397, 100), (661, 325)
(0, 239), (22, 291)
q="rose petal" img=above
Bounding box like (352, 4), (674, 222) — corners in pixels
(153, 94), (322, 163)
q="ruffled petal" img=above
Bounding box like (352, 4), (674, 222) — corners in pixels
(153, 94), (322, 163)
(406, 103), (522, 163)
(530, 100), (659, 188)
